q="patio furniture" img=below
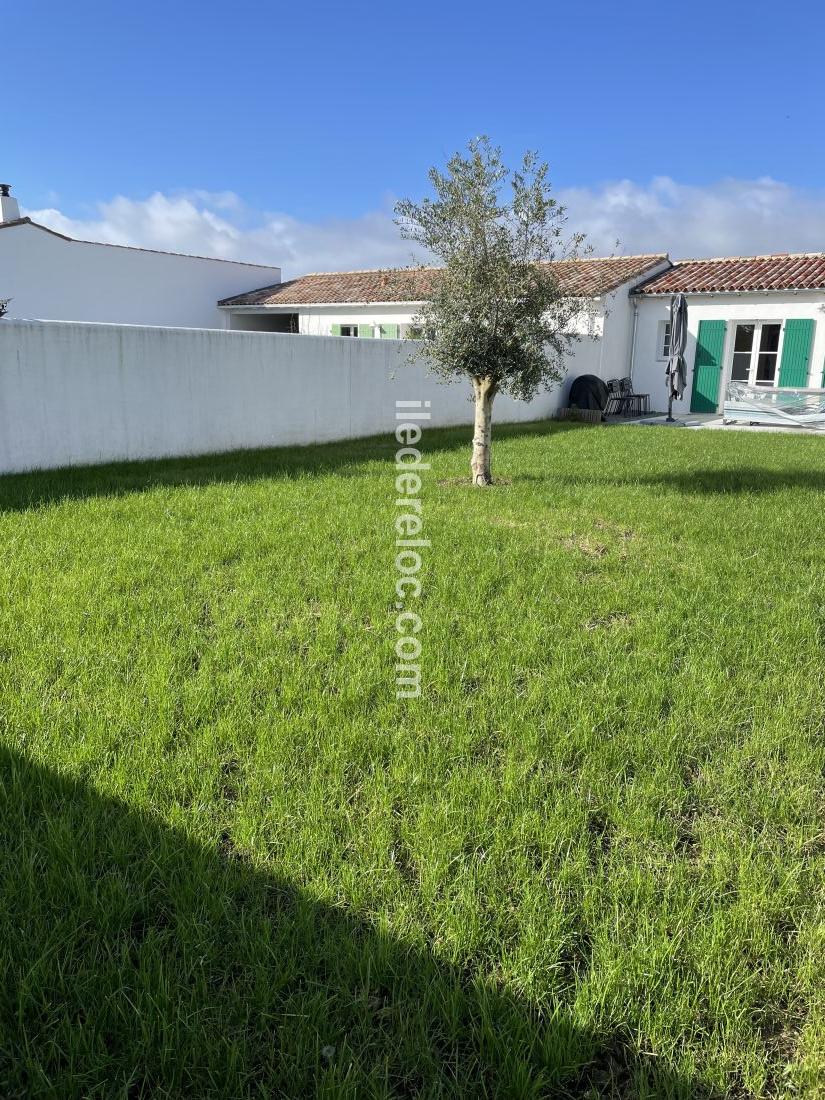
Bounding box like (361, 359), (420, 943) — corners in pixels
(723, 382), (825, 429)
(619, 377), (651, 417)
(605, 377), (650, 417)
(604, 378), (626, 416)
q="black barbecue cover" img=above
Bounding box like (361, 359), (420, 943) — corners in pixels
(568, 374), (609, 412)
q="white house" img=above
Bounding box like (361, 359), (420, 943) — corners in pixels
(629, 254), (825, 413)
(6, 176), (825, 420)
(219, 251), (825, 415)
(217, 254), (671, 389)
(0, 185), (281, 329)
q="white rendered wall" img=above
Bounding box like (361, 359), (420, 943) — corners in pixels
(226, 301), (609, 340)
(591, 270), (670, 389)
(632, 292), (825, 411)
(222, 305), (420, 335)
(297, 305), (417, 336)
(0, 320), (603, 474)
(0, 222), (281, 329)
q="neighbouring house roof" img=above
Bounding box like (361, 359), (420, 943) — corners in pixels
(220, 267), (441, 308)
(0, 216), (280, 270)
(218, 253), (669, 308)
(634, 252), (825, 295)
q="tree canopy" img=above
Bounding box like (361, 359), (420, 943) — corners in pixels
(396, 138), (589, 484)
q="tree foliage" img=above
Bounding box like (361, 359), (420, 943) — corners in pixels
(395, 138), (589, 406)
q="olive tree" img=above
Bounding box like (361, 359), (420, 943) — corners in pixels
(395, 138), (588, 486)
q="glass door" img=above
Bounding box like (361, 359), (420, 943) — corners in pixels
(754, 323), (781, 386)
(729, 322), (782, 387)
(730, 324), (754, 382)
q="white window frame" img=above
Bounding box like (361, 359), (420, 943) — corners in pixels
(656, 320), (672, 361)
(724, 320), (787, 389)
(339, 324), (359, 338)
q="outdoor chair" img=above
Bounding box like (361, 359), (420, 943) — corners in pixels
(605, 377), (650, 418)
(604, 378), (625, 416)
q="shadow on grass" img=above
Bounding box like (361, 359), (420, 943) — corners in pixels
(0, 745), (722, 1098)
(553, 467), (825, 496)
(0, 420), (585, 515)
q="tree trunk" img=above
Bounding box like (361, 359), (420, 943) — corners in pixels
(470, 378), (496, 486)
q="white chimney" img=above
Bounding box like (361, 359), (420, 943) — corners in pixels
(0, 184), (21, 223)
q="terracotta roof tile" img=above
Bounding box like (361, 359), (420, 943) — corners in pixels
(634, 252), (825, 295)
(218, 254), (668, 307)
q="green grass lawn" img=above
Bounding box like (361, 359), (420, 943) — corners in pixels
(1, 420), (824, 1099)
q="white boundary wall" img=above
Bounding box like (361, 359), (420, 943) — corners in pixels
(0, 320), (602, 474)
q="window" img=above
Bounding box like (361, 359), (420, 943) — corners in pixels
(657, 320), (672, 360)
(730, 323), (754, 381)
(729, 321), (783, 387)
(331, 323), (374, 337)
(756, 323), (781, 384)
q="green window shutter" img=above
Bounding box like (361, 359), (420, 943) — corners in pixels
(358, 324), (374, 339)
(778, 319), (814, 388)
(382, 324), (399, 339)
(690, 320), (727, 413)
(330, 324), (342, 336)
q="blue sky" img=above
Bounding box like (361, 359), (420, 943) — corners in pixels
(5, 0), (825, 274)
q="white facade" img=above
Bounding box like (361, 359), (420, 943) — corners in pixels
(0, 219), (282, 329)
(226, 295), (616, 341)
(0, 320), (602, 474)
(221, 268), (669, 397)
(299, 305), (420, 338)
(631, 291), (825, 413)
(225, 303), (421, 336)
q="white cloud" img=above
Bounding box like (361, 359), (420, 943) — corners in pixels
(23, 191), (421, 278)
(22, 176), (825, 278)
(558, 176), (825, 259)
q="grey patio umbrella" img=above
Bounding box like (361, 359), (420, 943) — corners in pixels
(666, 292), (688, 422)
